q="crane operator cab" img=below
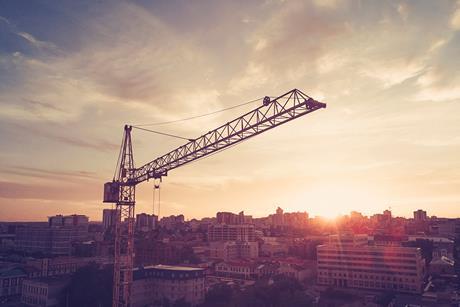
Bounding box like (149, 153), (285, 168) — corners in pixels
(103, 181), (120, 203)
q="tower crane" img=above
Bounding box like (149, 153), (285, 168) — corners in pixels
(103, 88), (326, 307)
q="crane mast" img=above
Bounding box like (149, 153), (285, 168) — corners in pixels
(103, 88), (326, 307)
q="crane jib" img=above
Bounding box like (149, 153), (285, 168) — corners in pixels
(132, 88), (325, 184)
(103, 87), (326, 307)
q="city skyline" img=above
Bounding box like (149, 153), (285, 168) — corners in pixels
(0, 207), (435, 224)
(1, 0), (460, 222)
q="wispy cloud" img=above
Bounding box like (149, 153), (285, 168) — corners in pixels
(1, 0), (460, 220)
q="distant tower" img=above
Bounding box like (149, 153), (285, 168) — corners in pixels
(413, 209), (427, 221)
(276, 207), (284, 215)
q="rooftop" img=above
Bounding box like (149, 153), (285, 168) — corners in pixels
(141, 264), (204, 272)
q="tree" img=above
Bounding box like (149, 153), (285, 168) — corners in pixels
(202, 276), (313, 307)
(179, 246), (200, 264)
(201, 283), (234, 307)
(63, 263), (112, 307)
(404, 239), (434, 265)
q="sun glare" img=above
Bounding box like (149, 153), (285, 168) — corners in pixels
(296, 182), (385, 219)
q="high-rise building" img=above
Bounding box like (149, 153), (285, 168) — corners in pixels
(102, 209), (117, 230)
(413, 209), (428, 221)
(207, 224), (255, 242)
(216, 211), (251, 225)
(383, 209), (392, 219)
(135, 240), (179, 266)
(136, 213), (157, 232)
(209, 241), (259, 261)
(49, 214), (89, 228)
(159, 215), (185, 230)
(317, 234), (425, 294)
(272, 207), (284, 226)
(15, 215), (89, 255)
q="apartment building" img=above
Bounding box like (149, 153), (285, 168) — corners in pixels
(132, 265), (205, 307)
(209, 241), (259, 261)
(214, 260), (259, 280)
(25, 256), (111, 277)
(15, 215), (89, 256)
(317, 234), (425, 294)
(208, 224), (255, 242)
(136, 213), (157, 232)
(0, 266), (27, 302)
(102, 209), (117, 231)
(21, 277), (69, 307)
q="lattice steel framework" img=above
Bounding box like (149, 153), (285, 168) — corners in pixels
(104, 88), (326, 307)
(132, 88), (326, 183)
(112, 125), (135, 307)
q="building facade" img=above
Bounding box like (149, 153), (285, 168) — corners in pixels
(413, 209), (428, 221)
(102, 209), (117, 231)
(21, 277), (69, 307)
(0, 266), (27, 302)
(15, 215), (89, 256)
(214, 261), (259, 280)
(209, 241), (259, 261)
(132, 265), (205, 307)
(136, 213), (157, 232)
(207, 224), (255, 242)
(317, 243), (426, 294)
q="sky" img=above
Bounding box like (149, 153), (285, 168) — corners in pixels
(0, 0), (459, 221)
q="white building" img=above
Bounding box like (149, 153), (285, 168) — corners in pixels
(132, 265), (205, 307)
(317, 234), (425, 294)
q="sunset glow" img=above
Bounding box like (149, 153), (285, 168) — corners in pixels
(1, 1), (460, 222)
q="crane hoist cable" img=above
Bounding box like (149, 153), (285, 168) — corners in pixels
(130, 96), (294, 143)
(132, 96), (264, 127)
(153, 180), (161, 218)
(131, 126), (193, 141)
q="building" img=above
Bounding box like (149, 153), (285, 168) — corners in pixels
(408, 235), (454, 261)
(328, 233), (369, 246)
(271, 207), (284, 227)
(132, 265), (205, 307)
(216, 211), (252, 225)
(102, 209), (117, 231)
(49, 214), (88, 228)
(208, 224), (255, 242)
(159, 215), (185, 230)
(21, 277), (69, 307)
(135, 240), (179, 266)
(267, 207), (308, 228)
(15, 215), (89, 256)
(414, 209), (428, 221)
(317, 235), (426, 294)
(214, 260), (259, 280)
(15, 224), (89, 256)
(259, 237), (289, 257)
(136, 213), (157, 232)
(277, 262), (312, 282)
(283, 212), (309, 228)
(25, 256), (111, 277)
(0, 266), (28, 303)
(209, 241), (258, 261)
